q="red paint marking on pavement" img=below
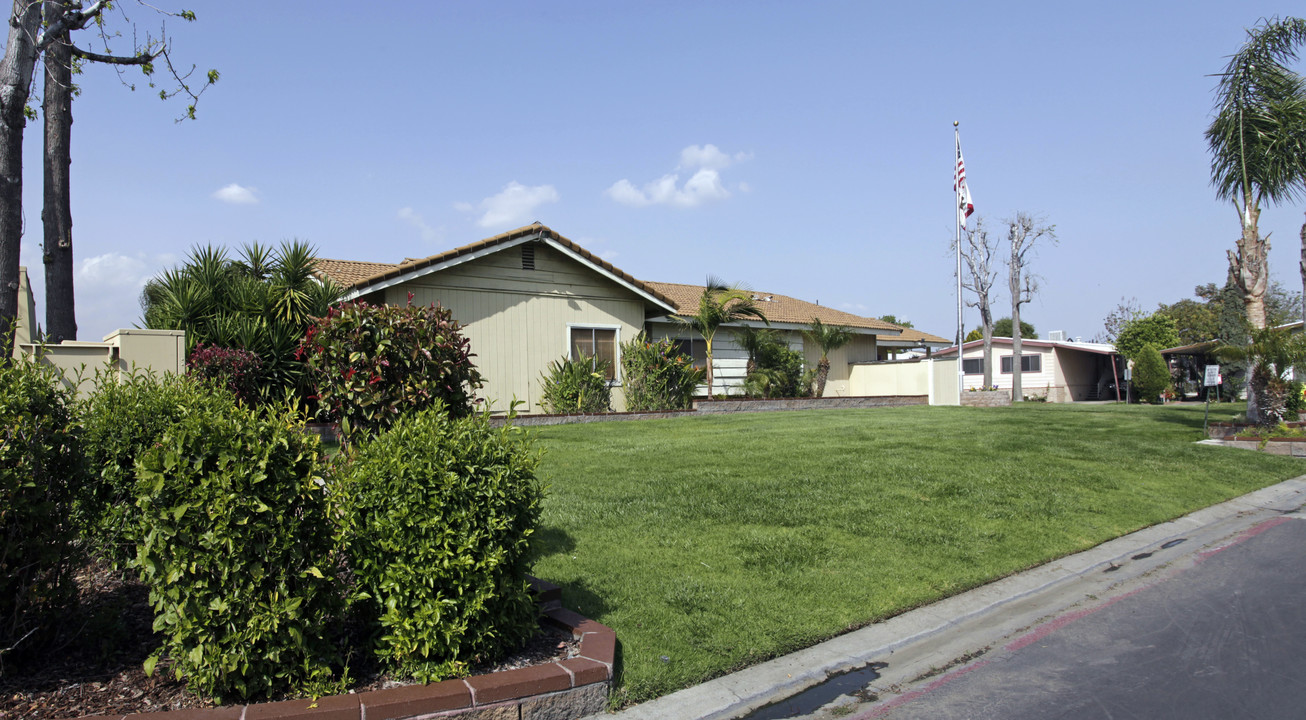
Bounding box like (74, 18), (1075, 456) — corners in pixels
(1197, 516), (1291, 561)
(856, 658), (995, 719)
(1003, 584), (1148, 652)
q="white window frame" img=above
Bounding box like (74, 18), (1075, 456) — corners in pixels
(565, 323), (622, 384)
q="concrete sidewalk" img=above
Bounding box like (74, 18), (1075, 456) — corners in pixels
(588, 475), (1306, 720)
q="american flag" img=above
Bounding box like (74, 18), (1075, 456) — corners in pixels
(954, 138), (974, 224)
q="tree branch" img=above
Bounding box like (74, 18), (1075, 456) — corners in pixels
(70, 44), (158, 66)
(36, 0), (112, 49)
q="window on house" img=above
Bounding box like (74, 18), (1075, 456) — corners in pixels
(1000, 354), (1042, 373)
(962, 358), (984, 375)
(672, 338), (709, 369)
(570, 327), (618, 381)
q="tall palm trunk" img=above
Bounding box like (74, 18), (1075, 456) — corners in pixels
(815, 358), (830, 397)
(42, 9), (75, 343)
(1230, 205), (1269, 330)
(0, 1), (44, 358)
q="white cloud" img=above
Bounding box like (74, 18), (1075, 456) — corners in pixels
(72, 252), (174, 339)
(678, 144), (752, 171)
(397, 207), (441, 243)
(607, 145), (750, 208)
(212, 183), (259, 204)
(605, 168), (730, 208)
(459, 182), (559, 228)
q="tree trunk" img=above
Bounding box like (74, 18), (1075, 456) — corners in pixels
(979, 303), (993, 388)
(0, 1), (44, 358)
(1299, 215), (1305, 332)
(815, 357), (830, 397)
(1010, 247), (1023, 402)
(42, 6), (74, 343)
(1230, 206), (1269, 330)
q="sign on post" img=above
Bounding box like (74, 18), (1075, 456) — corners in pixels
(1204, 365), (1220, 387)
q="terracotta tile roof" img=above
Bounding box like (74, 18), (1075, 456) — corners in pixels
(314, 258), (400, 287)
(316, 223), (675, 310)
(641, 281), (902, 334)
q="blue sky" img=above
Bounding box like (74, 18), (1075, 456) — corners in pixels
(16, 1), (1306, 343)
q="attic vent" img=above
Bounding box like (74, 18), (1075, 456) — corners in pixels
(521, 244), (536, 270)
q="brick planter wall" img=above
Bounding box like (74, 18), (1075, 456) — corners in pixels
(960, 390), (1010, 407)
(59, 579), (613, 720)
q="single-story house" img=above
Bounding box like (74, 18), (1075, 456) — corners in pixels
(316, 223), (938, 413)
(936, 337), (1123, 402)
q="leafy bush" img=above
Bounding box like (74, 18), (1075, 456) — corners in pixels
(79, 371), (239, 569)
(186, 344), (263, 405)
(134, 402), (340, 701)
(0, 360), (84, 659)
(333, 405), (543, 682)
(740, 330), (808, 398)
(1116, 314), (1181, 361)
(1286, 380), (1306, 417)
(539, 356), (611, 414)
(1131, 345), (1171, 404)
(301, 299), (483, 443)
(620, 335), (704, 411)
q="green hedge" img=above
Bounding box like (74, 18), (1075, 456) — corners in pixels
(0, 360), (84, 659)
(134, 402), (340, 701)
(333, 405), (543, 682)
(79, 371), (239, 569)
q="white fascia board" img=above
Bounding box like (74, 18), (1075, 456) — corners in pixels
(543, 238), (678, 314)
(340, 233), (543, 301)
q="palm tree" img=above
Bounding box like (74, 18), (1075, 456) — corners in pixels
(804, 318), (854, 397)
(1206, 16), (1306, 330)
(1215, 326), (1306, 425)
(676, 277), (768, 396)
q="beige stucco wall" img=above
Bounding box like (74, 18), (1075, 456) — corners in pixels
(17, 329), (186, 397)
(387, 243), (648, 413)
(847, 358), (959, 405)
(805, 334), (877, 397)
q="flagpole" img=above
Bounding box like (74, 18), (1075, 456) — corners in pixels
(954, 121), (964, 404)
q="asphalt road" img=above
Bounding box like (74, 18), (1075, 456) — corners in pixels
(863, 514), (1306, 720)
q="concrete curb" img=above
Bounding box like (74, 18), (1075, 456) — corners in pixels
(594, 476), (1306, 720)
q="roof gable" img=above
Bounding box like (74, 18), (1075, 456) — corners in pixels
(316, 223), (676, 313)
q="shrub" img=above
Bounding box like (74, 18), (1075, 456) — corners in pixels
(620, 335), (705, 411)
(186, 344), (263, 405)
(333, 405), (543, 682)
(0, 360), (84, 659)
(1286, 380), (1306, 417)
(301, 299), (483, 443)
(79, 371), (239, 569)
(539, 356), (611, 413)
(134, 402), (340, 701)
(741, 330), (807, 398)
(1131, 345), (1171, 404)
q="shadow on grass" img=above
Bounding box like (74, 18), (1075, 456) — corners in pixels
(530, 525), (576, 563)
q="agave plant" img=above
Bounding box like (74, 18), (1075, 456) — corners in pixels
(141, 240), (344, 405)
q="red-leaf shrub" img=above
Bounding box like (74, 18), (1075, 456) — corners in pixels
(300, 300), (483, 442)
(187, 344), (263, 404)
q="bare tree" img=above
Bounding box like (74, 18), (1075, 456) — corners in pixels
(0, 0), (214, 354)
(1097, 296), (1143, 344)
(1007, 213), (1056, 402)
(955, 215), (999, 387)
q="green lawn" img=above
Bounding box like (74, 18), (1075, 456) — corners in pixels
(527, 403), (1303, 705)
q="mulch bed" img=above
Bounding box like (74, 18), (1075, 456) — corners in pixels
(0, 559), (577, 720)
